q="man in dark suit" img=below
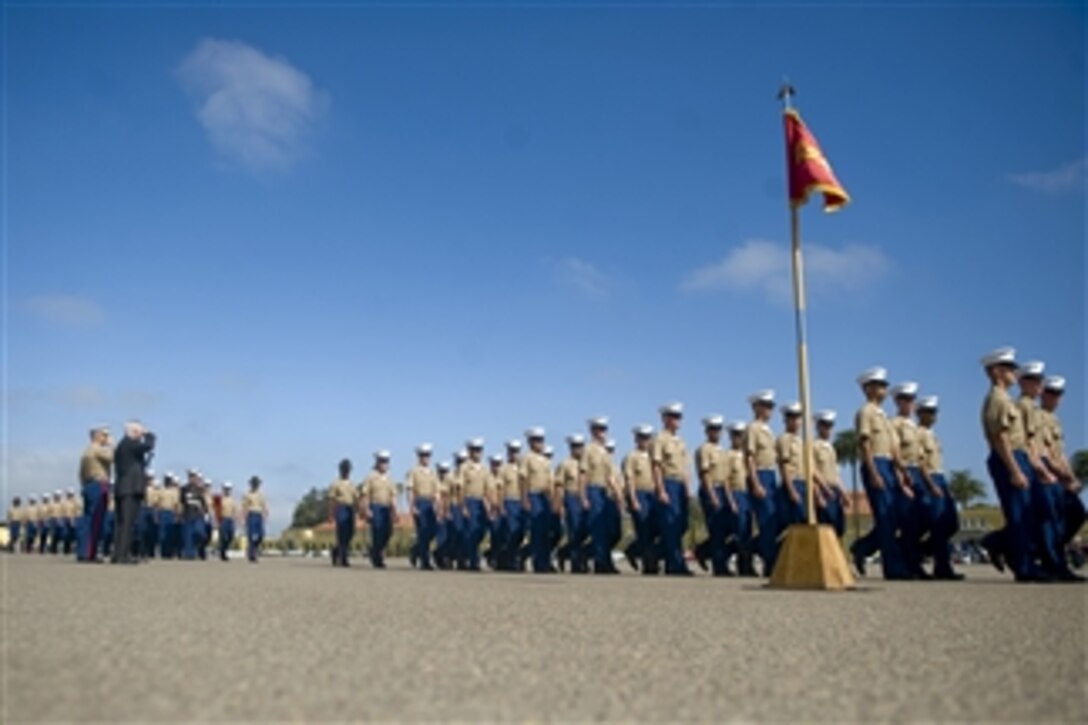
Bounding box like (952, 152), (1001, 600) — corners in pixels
(112, 421), (156, 564)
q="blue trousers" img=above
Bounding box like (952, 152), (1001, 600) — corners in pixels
(434, 514), (451, 567)
(987, 450), (1040, 579)
(368, 505), (391, 566)
(1031, 479), (1067, 576)
(818, 489), (846, 538)
(563, 493), (588, 572)
(44, 518), (59, 554)
(1062, 489), (1086, 548)
(587, 484), (613, 571)
(464, 497), (487, 569)
(412, 498), (437, 569)
(246, 512), (264, 562)
(26, 523), (38, 553)
(501, 500), (525, 570)
(77, 481), (108, 561)
(750, 470), (779, 575)
(928, 474), (959, 577)
(655, 478), (689, 574)
(158, 511), (177, 558)
(452, 504), (469, 567)
(605, 495), (622, 552)
(218, 518), (236, 560)
(9, 522), (20, 551)
(529, 492), (553, 573)
(894, 467), (927, 575)
(699, 485), (729, 575)
(724, 490), (754, 570)
(100, 511), (115, 557)
(778, 479), (808, 530)
(854, 457), (910, 579)
(182, 517), (202, 559)
(136, 506), (155, 558)
(334, 504), (355, 565)
(628, 490), (659, 572)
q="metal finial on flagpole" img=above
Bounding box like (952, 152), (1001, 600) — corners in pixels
(777, 79), (796, 109)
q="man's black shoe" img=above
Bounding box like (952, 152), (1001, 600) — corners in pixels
(850, 542), (866, 577)
(694, 541), (709, 572)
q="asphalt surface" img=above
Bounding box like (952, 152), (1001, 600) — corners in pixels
(3, 555), (1085, 723)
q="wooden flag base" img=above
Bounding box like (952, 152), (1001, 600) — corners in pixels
(768, 523), (856, 591)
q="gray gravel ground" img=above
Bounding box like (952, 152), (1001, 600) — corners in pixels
(3, 555), (1085, 723)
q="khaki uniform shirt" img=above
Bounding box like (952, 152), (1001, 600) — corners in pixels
(9, 504), (24, 524)
(724, 449), (747, 492)
(26, 504), (39, 523)
(607, 460), (621, 498)
(520, 452), (553, 494)
(362, 472), (395, 506)
(651, 431), (689, 480)
(776, 432), (802, 482)
(892, 416), (922, 466)
(219, 496), (237, 518)
(329, 478), (358, 506)
(79, 444), (113, 483)
(1017, 395), (1042, 445)
(555, 457), (584, 496)
(623, 450), (655, 492)
(448, 469), (464, 503)
(146, 488), (160, 508)
(242, 491), (267, 515)
(814, 439), (839, 486)
(157, 487), (180, 513)
(917, 427), (943, 474)
(406, 465), (438, 501)
(856, 402), (894, 457)
(499, 462), (522, 501)
(983, 386), (1026, 450)
(1038, 410), (1065, 461)
(696, 442), (727, 486)
(584, 441), (612, 485)
(460, 461), (488, 499)
(746, 421), (777, 470)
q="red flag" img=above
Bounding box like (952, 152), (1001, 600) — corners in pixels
(784, 108), (850, 212)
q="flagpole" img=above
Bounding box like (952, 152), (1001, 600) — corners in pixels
(779, 82), (817, 526)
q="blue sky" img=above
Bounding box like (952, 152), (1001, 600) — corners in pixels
(4, 2), (1084, 533)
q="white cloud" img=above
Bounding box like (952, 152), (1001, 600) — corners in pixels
(681, 238), (891, 304)
(1006, 157), (1087, 193)
(24, 294), (105, 327)
(553, 257), (611, 298)
(177, 38), (327, 173)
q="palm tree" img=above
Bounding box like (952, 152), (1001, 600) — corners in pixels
(1072, 450), (1088, 484)
(834, 430), (860, 539)
(948, 469), (987, 510)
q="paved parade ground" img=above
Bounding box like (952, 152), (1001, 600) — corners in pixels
(3, 556), (1084, 723)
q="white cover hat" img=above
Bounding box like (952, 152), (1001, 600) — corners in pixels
(857, 367), (888, 386)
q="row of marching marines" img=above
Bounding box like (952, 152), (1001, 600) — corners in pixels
(6, 347), (1081, 582)
(323, 349), (1084, 581)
